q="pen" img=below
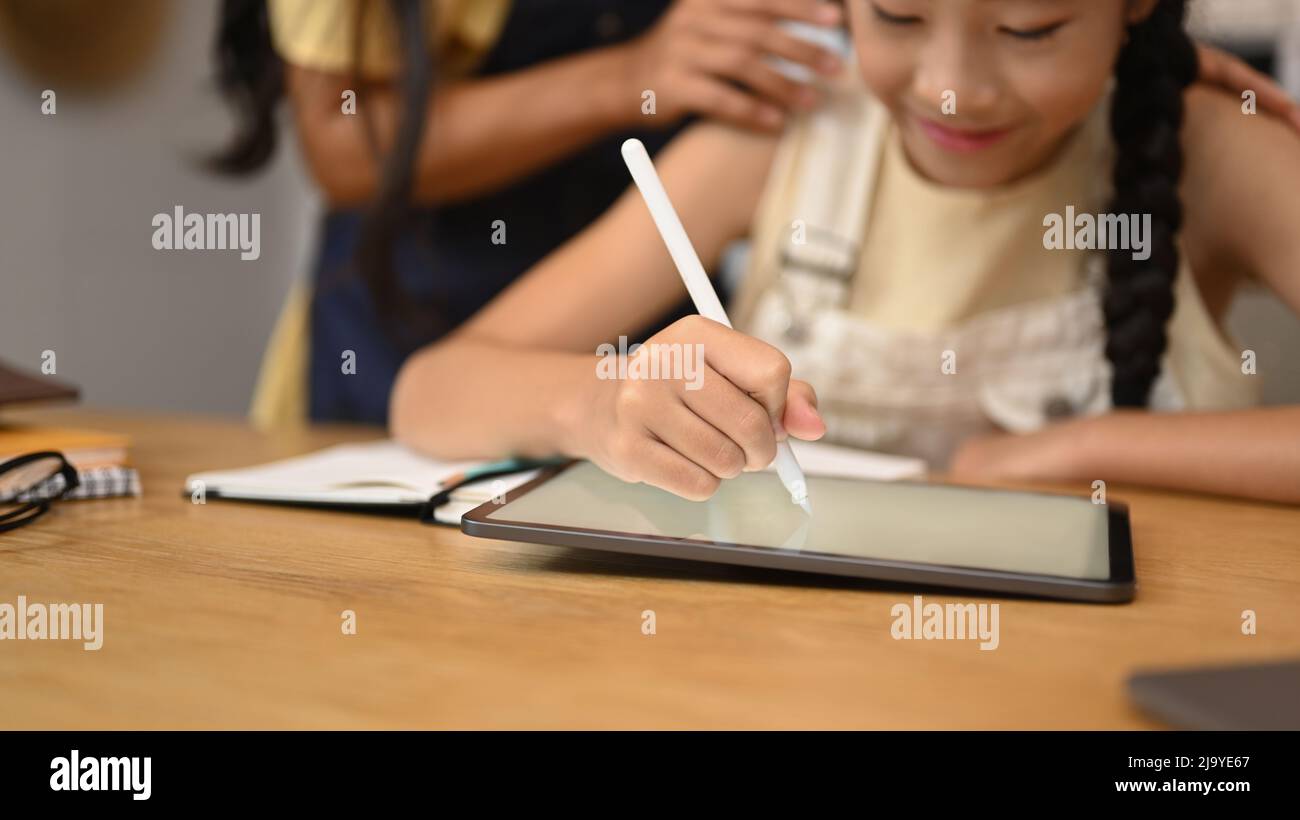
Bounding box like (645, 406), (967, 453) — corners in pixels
(425, 457), (567, 519)
(620, 138), (811, 514)
(439, 456), (567, 489)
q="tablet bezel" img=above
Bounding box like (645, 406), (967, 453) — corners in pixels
(461, 462), (1136, 603)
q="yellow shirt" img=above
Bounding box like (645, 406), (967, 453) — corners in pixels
(268, 0), (510, 78)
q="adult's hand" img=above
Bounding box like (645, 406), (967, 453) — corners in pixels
(1196, 42), (1300, 132)
(621, 0), (846, 132)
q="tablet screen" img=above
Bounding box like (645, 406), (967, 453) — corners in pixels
(484, 462), (1112, 580)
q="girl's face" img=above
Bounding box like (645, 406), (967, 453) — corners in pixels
(847, 0), (1153, 188)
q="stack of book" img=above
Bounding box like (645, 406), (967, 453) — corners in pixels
(0, 360), (140, 501)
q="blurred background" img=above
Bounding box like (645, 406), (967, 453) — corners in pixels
(2, 0), (1299, 416)
(0, 1), (314, 416)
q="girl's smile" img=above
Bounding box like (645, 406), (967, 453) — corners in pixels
(849, 0), (1134, 187)
(913, 115), (1015, 153)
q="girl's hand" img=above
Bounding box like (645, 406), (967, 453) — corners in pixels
(948, 421), (1090, 484)
(620, 0), (845, 132)
(574, 315), (826, 500)
(1196, 42), (1300, 133)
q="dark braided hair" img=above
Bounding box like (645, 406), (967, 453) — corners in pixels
(353, 0), (438, 345)
(1104, 0), (1198, 407)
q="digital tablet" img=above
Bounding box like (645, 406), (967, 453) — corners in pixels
(461, 461), (1135, 602)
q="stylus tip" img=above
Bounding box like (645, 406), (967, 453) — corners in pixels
(798, 499), (812, 515)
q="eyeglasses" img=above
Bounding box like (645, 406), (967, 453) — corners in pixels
(0, 451), (80, 533)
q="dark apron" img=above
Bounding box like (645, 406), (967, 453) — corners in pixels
(308, 0), (693, 424)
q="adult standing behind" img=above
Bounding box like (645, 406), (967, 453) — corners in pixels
(211, 0), (851, 426)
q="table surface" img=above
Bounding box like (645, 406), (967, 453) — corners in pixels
(2, 408), (1297, 729)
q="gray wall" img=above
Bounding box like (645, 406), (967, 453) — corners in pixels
(0, 2), (318, 417)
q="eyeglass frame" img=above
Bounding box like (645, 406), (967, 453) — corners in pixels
(0, 450), (80, 534)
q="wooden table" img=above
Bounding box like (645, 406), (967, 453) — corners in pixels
(2, 409), (1297, 729)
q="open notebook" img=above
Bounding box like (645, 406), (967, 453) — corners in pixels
(184, 439), (926, 525)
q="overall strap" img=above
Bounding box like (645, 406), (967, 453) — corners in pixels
(767, 78), (890, 344)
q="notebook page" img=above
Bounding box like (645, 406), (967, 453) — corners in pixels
(185, 440), (479, 503)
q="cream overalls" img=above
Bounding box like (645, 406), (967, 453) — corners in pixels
(732, 69), (1257, 468)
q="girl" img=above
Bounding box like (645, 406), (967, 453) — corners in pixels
(390, 0), (1300, 505)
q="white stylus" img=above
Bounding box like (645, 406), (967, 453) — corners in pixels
(620, 138), (811, 514)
